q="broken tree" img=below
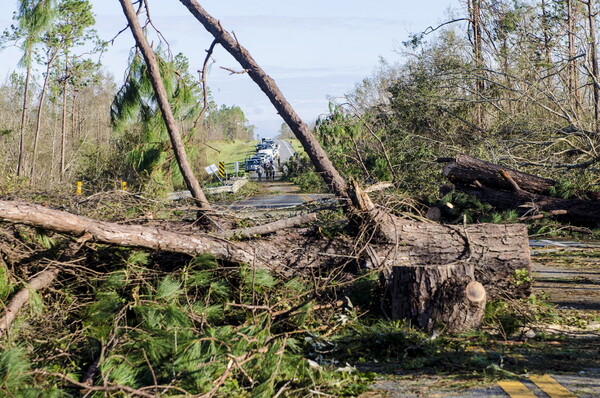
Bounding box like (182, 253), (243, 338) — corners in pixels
(441, 154), (600, 227)
(0, 1), (533, 335)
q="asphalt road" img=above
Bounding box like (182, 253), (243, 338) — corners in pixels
(275, 138), (295, 163)
(225, 192), (333, 210)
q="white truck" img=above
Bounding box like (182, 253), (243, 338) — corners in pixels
(257, 148), (277, 158)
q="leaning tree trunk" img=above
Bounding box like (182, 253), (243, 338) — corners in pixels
(177, 0), (349, 200)
(118, 0), (211, 211)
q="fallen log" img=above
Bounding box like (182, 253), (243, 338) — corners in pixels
(455, 184), (600, 227)
(217, 212), (318, 239)
(0, 268), (59, 338)
(0, 200), (531, 302)
(441, 154), (557, 195)
(0, 200), (264, 267)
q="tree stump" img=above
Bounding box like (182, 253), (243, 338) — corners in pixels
(390, 262), (487, 333)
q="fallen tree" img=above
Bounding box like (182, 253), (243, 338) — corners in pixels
(0, 2), (534, 340)
(441, 154), (558, 195)
(0, 200), (531, 301)
(440, 155), (600, 226)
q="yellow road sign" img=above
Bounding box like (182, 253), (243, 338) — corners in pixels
(218, 161), (226, 178)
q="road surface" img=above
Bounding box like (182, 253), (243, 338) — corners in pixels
(275, 139), (295, 163)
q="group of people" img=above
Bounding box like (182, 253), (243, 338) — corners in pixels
(256, 160), (276, 181)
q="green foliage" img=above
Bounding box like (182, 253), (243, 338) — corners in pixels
(290, 169), (327, 193)
(111, 52), (202, 193)
(547, 179), (577, 199)
(484, 294), (560, 339)
(0, 260), (10, 300)
(205, 105), (255, 141)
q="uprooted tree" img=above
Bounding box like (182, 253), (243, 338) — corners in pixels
(0, 0), (532, 339)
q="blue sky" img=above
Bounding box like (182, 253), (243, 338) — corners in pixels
(0, 0), (459, 138)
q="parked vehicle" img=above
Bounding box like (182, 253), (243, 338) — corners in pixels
(257, 148), (274, 158)
(245, 159), (261, 172)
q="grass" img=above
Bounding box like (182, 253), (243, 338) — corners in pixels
(285, 138), (306, 155)
(204, 139), (258, 166)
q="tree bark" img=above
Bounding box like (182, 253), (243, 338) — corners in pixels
(373, 221), (531, 299)
(0, 200), (257, 266)
(60, 57), (68, 180)
(567, 0), (581, 112)
(390, 263), (486, 333)
(17, 65), (32, 177)
(454, 184), (600, 227)
(587, 0), (600, 137)
(0, 268), (59, 338)
(469, 0), (484, 127)
(217, 212), (317, 239)
(31, 48), (60, 182)
(442, 154), (557, 195)
(118, 0), (211, 211)
(0, 200), (531, 301)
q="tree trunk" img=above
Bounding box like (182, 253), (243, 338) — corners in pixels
(0, 200), (532, 302)
(442, 154), (557, 195)
(31, 49), (59, 182)
(587, 0), (600, 137)
(17, 65), (32, 177)
(390, 262), (486, 333)
(118, 0), (211, 211)
(60, 58), (68, 180)
(567, 0), (581, 112)
(469, 0), (484, 127)
(453, 184), (600, 227)
(373, 221), (531, 300)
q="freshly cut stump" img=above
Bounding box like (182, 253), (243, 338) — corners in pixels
(390, 262), (487, 333)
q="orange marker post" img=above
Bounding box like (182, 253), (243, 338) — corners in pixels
(76, 181), (82, 196)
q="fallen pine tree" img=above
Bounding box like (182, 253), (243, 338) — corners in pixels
(0, 3), (533, 377)
(0, 199), (531, 334)
(439, 155), (600, 227)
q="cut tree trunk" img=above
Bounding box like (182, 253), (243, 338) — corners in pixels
(442, 154), (557, 195)
(0, 200), (531, 301)
(370, 221), (531, 299)
(390, 262), (486, 333)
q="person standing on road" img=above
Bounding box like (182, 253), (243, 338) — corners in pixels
(257, 164), (264, 181)
(268, 162), (275, 180)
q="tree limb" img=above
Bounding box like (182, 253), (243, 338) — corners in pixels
(0, 267), (59, 338)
